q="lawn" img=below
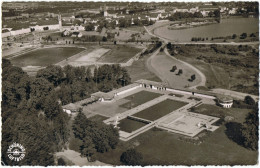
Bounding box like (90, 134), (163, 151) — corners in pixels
(133, 99), (188, 121)
(192, 104), (251, 123)
(89, 115), (108, 122)
(118, 118), (147, 133)
(10, 47), (85, 67)
(124, 26), (146, 33)
(120, 90), (163, 109)
(134, 126), (258, 165)
(98, 45), (142, 63)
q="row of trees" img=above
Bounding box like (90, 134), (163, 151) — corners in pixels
(2, 59), (70, 166)
(168, 10), (220, 21)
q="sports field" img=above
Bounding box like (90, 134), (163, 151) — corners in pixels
(10, 47), (85, 67)
(120, 90), (163, 109)
(98, 45), (142, 63)
(133, 99), (188, 121)
(118, 118), (147, 133)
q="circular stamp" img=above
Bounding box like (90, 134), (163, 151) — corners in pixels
(7, 142), (26, 162)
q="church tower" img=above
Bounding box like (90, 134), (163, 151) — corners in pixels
(104, 4), (108, 17)
(58, 14), (63, 31)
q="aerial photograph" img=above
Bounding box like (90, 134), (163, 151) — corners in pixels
(1, 0), (259, 166)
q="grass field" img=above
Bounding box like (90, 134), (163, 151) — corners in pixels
(10, 47), (85, 67)
(89, 115), (109, 122)
(118, 118), (147, 133)
(96, 107), (257, 165)
(120, 90), (163, 109)
(125, 52), (162, 82)
(98, 45), (142, 63)
(133, 99), (188, 121)
(172, 44), (258, 94)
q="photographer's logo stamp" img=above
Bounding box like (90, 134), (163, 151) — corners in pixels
(7, 142), (26, 162)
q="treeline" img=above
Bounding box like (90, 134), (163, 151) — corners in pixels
(168, 10), (220, 21)
(2, 59), (70, 166)
(36, 64), (131, 105)
(72, 112), (119, 161)
(141, 41), (162, 56)
(191, 32), (259, 42)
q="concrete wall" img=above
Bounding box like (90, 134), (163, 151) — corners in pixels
(10, 28), (31, 36)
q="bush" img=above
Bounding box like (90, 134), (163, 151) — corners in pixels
(57, 158), (66, 165)
(120, 149), (143, 165)
(244, 96), (255, 106)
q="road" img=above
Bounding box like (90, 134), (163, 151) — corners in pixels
(144, 26), (206, 89)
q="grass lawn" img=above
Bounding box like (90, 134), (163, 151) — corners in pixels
(98, 45), (142, 63)
(118, 118), (147, 133)
(89, 115), (109, 122)
(134, 126), (258, 165)
(192, 104), (251, 123)
(125, 53), (162, 82)
(133, 99), (188, 121)
(124, 26), (146, 33)
(120, 90), (163, 109)
(10, 47), (85, 67)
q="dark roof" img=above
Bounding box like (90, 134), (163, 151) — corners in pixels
(72, 32), (80, 35)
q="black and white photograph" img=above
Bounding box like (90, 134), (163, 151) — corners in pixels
(1, 0), (259, 166)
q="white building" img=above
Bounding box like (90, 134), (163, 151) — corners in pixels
(217, 95), (233, 108)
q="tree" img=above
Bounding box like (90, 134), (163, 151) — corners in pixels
(177, 69), (183, 75)
(85, 24), (95, 31)
(232, 34), (237, 39)
(244, 96), (255, 106)
(102, 36), (107, 42)
(167, 42), (172, 49)
(214, 9), (220, 17)
(57, 158), (66, 165)
(241, 104), (259, 150)
(240, 33), (247, 39)
(80, 137), (96, 161)
(36, 65), (64, 86)
(190, 74), (196, 81)
(120, 149), (143, 165)
(170, 65), (177, 72)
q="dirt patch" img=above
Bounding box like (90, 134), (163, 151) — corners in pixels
(75, 48), (110, 62)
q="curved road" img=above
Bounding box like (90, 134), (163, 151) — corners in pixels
(144, 26), (207, 89)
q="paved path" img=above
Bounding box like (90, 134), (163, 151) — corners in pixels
(55, 150), (110, 166)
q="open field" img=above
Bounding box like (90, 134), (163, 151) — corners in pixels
(98, 45), (142, 63)
(170, 44), (259, 94)
(10, 47), (85, 67)
(124, 26), (146, 33)
(125, 52), (161, 82)
(133, 99), (188, 121)
(120, 90), (163, 109)
(96, 106), (257, 165)
(148, 50), (202, 89)
(118, 118), (147, 133)
(89, 115), (109, 122)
